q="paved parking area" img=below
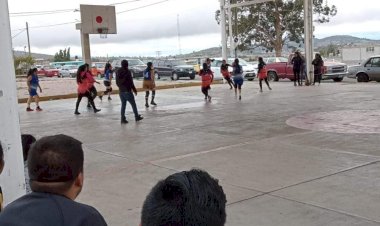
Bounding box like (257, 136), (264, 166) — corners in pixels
(18, 80), (380, 226)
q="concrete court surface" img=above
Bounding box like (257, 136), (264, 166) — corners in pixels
(18, 79), (380, 226)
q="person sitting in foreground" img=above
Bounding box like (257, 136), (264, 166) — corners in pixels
(0, 134), (107, 226)
(140, 169), (227, 226)
(0, 142), (4, 212)
(21, 134), (36, 193)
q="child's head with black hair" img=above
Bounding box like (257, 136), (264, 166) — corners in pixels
(0, 142), (4, 174)
(21, 134), (36, 162)
(141, 169), (227, 226)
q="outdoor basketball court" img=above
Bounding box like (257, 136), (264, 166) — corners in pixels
(18, 81), (380, 226)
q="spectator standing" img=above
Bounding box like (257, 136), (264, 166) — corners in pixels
(26, 68), (43, 112)
(291, 51), (303, 86)
(232, 58), (244, 100)
(199, 63), (214, 101)
(116, 60), (143, 124)
(143, 62), (157, 108)
(257, 57), (272, 92)
(74, 64), (101, 115)
(21, 134), (36, 194)
(141, 169), (226, 226)
(0, 135), (108, 226)
(220, 59), (234, 89)
(312, 53), (324, 85)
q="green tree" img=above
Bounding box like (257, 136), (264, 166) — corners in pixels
(14, 55), (35, 75)
(216, 0), (337, 56)
(54, 47), (71, 62)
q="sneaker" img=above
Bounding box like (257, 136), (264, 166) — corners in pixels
(135, 115), (144, 121)
(26, 107), (34, 112)
(239, 95), (241, 100)
(269, 87), (272, 90)
(150, 101), (157, 106)
(36, 106), (42, 111)
(99, 95), (103, 101)
(74, 111), (80, 115)
(208, 96), (212, 102)
(121, 118), (128, 124)
(145, 103), (149, 108)
(94, 109), (101, 113)
(108, 97), (112, 101)
(260, 89), (263, 93)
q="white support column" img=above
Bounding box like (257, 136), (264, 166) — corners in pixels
(220, 0), (228, 60)
(81, 32), (92, 66)
(228, 6), (234, 57)
(0, 0), (26, 205)
(304, 0), (314, 84)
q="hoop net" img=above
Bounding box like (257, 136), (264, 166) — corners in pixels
(98, 27), (109, 39)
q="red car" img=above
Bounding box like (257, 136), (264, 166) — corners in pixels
(37, 66), (60, 77)
(265, 54), (347, 82)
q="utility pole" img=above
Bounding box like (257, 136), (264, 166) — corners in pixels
(0, 0), (26, 205)
(304, 0), (314, 84)
(26, 22), (31, 56)
(177, 14), (182, 56)
(220, 0), (228, 60)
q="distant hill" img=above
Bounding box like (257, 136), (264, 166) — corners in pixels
(314, 35), (380, 47)
(13, 50), (53, 60)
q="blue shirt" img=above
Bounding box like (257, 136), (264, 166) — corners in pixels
(30, 74), (39, 89)
(104, 69), (112, 81)
(0, 192), (107, 226)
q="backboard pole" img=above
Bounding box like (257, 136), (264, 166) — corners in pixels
(220, 0), (228, 60)
(80, 31), (92, 66)
(304, 0), (314, 84)
(0, 0), (26, 205)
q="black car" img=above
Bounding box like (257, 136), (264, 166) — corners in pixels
(111, 59), (148, 78)
(152, 59), (196, 80)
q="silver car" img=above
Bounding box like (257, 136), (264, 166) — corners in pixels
(348, 56), (380, 82)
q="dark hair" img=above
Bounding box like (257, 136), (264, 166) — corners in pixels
(104, 63), (111, 72)
(21, 134), (36, 162)
(234, 58), (239, 65)
(258, 57), (263, 63)
(201, 63), (210, 74)
(146, 62), (153, 71)
(27, 68), (37, 76)
(28, 134), (84, 194)
(76, 64), (87, 83)
(141, 169), (227, 226)
(121, 60), (128, 68)
(0, 141), (3, 162)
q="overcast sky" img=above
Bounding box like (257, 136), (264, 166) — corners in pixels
(8, 0), (380, 57)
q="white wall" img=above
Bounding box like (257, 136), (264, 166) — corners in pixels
(342, 46), (380, 63)
(0, 0), (26, 205)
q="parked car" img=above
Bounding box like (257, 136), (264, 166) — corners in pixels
(348, 56), (380, 82)
(62, 65), (79, 78)
(265, 53), (347, 82)
(58, 68), (71, 78)
(36, 66), (60, 77)
(111, 59), (147, 78)
(210, 58), (257, 81)
(152, 59), (196, 80)
(91, 62), (106, 77)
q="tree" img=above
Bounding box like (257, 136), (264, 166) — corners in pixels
(54, 47), (71, 62)
(216, 0), (337, 56)
(14, 55), (35, 75)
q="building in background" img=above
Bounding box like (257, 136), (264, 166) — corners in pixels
(342, 44), (380, 65)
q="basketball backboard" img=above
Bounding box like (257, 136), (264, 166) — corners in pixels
(80, 4), (117, 34)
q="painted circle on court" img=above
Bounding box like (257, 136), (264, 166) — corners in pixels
(96, 16), (103, 23)
(286, 110), (380, 134)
